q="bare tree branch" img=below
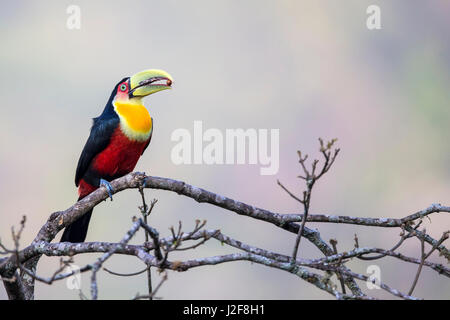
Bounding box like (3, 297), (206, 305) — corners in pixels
(1, 140), (448, 300)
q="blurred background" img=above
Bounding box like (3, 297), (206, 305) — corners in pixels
(0, 0), (449, 299)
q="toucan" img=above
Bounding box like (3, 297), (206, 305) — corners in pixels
(60, 69), (173, 243)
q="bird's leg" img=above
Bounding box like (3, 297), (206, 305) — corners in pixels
(99, 178), (114, 201)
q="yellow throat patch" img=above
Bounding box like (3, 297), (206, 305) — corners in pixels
(113, 100), (152, 141)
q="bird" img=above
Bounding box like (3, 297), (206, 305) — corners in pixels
(60, 69), (173, 243)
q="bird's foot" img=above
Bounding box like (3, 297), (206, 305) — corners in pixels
(100, 179), (114, 201)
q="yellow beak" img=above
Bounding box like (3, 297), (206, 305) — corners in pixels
(129, 69), (173, 98)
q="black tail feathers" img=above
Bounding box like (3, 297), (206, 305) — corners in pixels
(60, 207), (93, 243)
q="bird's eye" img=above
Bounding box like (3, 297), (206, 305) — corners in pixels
(120, 84), (127, 91)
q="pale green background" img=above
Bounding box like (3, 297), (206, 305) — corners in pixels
(0, 1), (449, 299)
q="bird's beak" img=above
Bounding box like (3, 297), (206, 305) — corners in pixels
(129, 69), (173, 98)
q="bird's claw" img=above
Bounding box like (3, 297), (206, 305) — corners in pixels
(100, 179), (114, 201)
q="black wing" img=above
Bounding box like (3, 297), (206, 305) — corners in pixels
(75, 116), (120, 186)
(142, 117), (153, 155)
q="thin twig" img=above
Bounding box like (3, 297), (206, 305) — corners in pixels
(408, 235), (426, 296)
